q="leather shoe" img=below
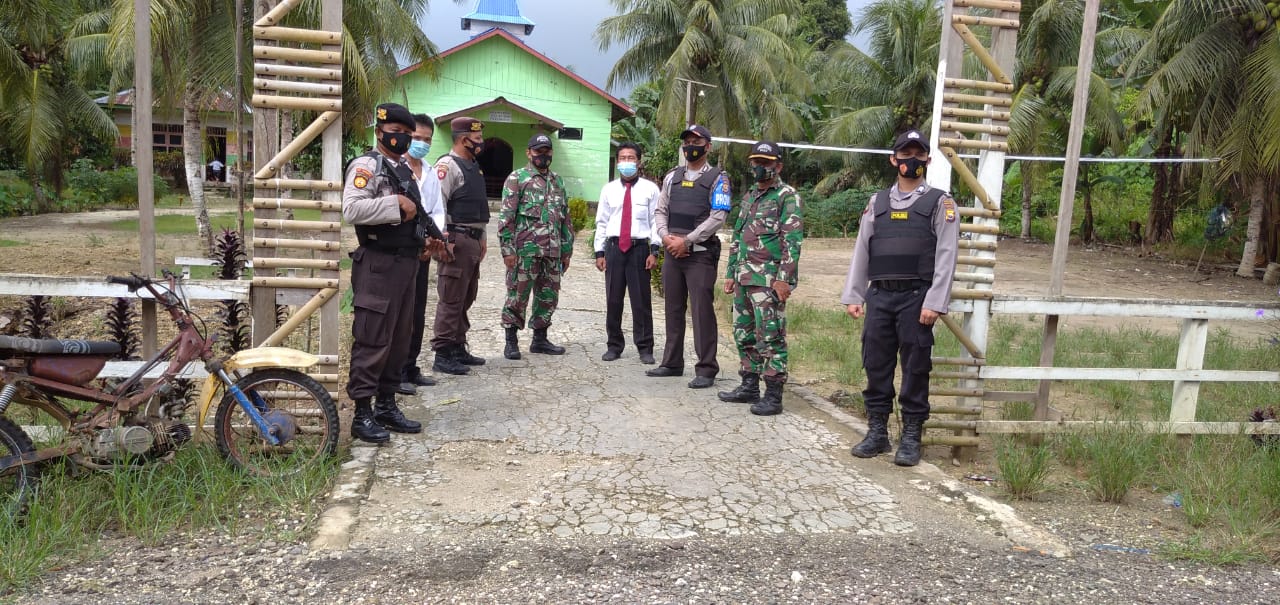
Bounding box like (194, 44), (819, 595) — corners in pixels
(601, 350), (621, 362)
(639, 352), (656, 365)
(407, 372), (436, 387)
(687, 375), (715, 389)
(645, 366), (683, 377)
(433, 353), (470, 376)
(395, 382), (416, 396)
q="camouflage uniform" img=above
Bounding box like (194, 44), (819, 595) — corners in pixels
(724, 181), (803, 382)
(498, 164), (574, 330)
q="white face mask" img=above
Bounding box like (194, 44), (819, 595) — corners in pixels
(617, 161), (638, 178)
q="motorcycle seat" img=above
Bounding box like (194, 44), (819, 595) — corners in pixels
(0, 335), (122, 357)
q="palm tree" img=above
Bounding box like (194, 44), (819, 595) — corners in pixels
(0, 0), (118, 211)
(1128, 0), (1280, 276)
(595, 0), (807, 140)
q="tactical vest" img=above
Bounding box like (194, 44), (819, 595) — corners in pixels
(446, 154), (490, 224)
(354, 152), (427, 253)
(666, 167), (721, 235)
(867, 188), (945, 282)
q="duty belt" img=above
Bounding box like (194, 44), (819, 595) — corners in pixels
(872, 279), (927, 291)
(447, 224), (484, 239)
(606, 237), (649, 247)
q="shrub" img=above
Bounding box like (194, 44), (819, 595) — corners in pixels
(567, 197), (590, 232)
(995, 438), (1052, 500)
(800, 185), (877, 237)
(64, 159), (170, 211)
(0, 182), (35, 217)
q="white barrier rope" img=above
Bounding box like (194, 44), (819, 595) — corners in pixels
(712, 136), (1220, 164)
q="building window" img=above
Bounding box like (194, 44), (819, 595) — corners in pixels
(152, 124), (183, 152)
(558, 127), (583, 140)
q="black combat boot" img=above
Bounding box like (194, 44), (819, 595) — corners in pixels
(373, 394), (422, 434)
(850, 411), (892, 458)
(504, 327), (522, 360)
(718, 372), (761, 403)
(454, 344), (487, 366)
(432, 347), (470, 376)
(894, 414), (926, 467)
(529, 328), (566, 355)
(351, 397), (390, 444)
(749, 379), (784, 416)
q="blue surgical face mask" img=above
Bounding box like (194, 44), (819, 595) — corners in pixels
(617, 161), (638, 178)
(408, 140), (431, 159)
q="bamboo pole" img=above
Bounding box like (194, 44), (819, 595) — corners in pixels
(944, 78), (1015, 93)
(254, 111), (340, 179)
(940, 314), (985, 358)
(984, 391), (1038, 402)
(254, 63), (341, 81)
(254, 0), (306, 27)
(956, 256), (997, 268)
(953, 272), (995, 283)
(253, 218), (341, 232)
(940, 137), (1010, 151)
(959, 240), (998, 251)
(925, 420), (978, 430)
(932, 371), (981, 380)
(941, 149), (997, 210)
(252, 45), (339, 64)
(254, 178), (341, 191)
(252, 258), (340, 270)
(922, 436), (981, 447)
(253, 198), (342, 212)
(253, 78), (342, 96)
(940, 120), (1010, 136)
(941, 107), (1011, 121)
(960, 223), (1001, 236)
(254, 237), (341, 251)
(933, 356), (986, 366)
(307, 373), (340, 383)
(951, 288), (995, 300)
(957, 207), (1001, 219)
(930, 387), (984, 398)
(261, 288), (337, 346)
(252, 277), (339, 289)
(930, 405), (984, 416)
(954, 0), (1021, 10)
(251, 94), (341, 112)
(253, 26), (341, 44)
(951, 14), (1020, 29)
(943, 92), (1013, 107)
(976, 420), (1280, 435)
(952, 23), (1013, 84)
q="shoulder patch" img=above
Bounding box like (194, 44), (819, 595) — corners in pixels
(354, 167), (373, 179)
(943, 198), (956, 223)
(437, 167), (447, 181)
(353, 175), (368, 189)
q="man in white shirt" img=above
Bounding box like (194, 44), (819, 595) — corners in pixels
(593, 142), (660, 364)
(397, 112), (449, 394)
(208, 158), (225, 182)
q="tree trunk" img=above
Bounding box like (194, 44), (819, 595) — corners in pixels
(1145, 128), (1175, 246)
(1081, 173), (1094, 245)
(1237, 176), (1266, 278)
(1020, 161), (1033, 240)
(183, 84), (213, 252)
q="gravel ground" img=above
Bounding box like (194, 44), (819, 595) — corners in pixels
(15, 528), (1279, 604)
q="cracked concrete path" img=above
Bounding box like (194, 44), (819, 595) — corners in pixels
(339, 218), (1047, 556)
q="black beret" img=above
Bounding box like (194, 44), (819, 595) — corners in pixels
(375, 103), (415, 130)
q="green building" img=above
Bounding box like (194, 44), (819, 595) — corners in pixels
(396, 7), (632, 201)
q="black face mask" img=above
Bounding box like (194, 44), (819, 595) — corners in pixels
(380, 130), (410, 155)
(682, 145), (706, 163)
(530, 154), (552, 170)
(751, 165), (776, 182)
(466, 141), (484, 158)
(897, 156), (927, 179)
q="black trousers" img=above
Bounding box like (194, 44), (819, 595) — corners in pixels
(432, 230), (482, 350)
(347, 246), (418, 400)
(861, 286), (934, 419)
(658, 247), (719, 378)
(604, 240), (654, 354)
(402, 258), (431, 379)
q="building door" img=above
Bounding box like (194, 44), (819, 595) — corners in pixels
(478, 138), (513, 199)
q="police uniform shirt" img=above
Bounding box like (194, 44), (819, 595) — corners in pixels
(653, 163), (729, 244)
(840, 183), (960, 314)
(594, 177), (661, 254)
(342, 153), (407, 227)
(433, 154), (485, 228)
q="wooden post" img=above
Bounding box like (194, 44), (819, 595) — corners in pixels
(1170, 318), (1209, 423)
(318, 0), (342, 397)
(1036, 0), (1100, 420)
(251, 0), (282, 347)
(235, 0), (246, 239)
(134, 0), (157, 357)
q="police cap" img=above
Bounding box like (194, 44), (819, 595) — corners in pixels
(375, 103), (415, 131)
(451, 117), (484, 136)
(680, 124), (712, 142)
(528, 134), (553, 150)
(748, 141), (781, 161)
(892, 129), (929, 153)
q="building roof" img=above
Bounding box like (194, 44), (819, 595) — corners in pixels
(463, 0), (535, 26)
(95, 88), (250, 114)
(435, 96), (564, 130)
(399, 28), (633, 121)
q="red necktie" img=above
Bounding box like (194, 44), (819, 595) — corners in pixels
(619, 181), (633, 253)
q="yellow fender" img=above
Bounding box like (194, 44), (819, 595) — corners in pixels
(195, 347), (321, 432)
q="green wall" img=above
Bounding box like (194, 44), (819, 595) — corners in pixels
(397, 34), (617, 201)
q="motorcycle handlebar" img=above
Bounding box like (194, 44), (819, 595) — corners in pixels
(106, 274), (148, 292)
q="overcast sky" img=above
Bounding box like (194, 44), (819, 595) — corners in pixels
(416, 0), (877, 99)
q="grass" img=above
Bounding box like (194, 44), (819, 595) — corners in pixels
(785, 302), (1280, 562)
(0, 444), (337, 590)
(0, 239), (23, 247)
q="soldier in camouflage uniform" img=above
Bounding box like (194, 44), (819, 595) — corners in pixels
(719, 141), (803, 416)
(498, 134), (575, 359)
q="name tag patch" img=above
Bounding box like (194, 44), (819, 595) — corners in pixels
(681, 180), (695, 188)
(890, 211), (909, 220)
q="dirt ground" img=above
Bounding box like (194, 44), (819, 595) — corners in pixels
(2, 206), (1278, 564)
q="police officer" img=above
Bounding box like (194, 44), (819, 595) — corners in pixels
(498, 134), (575, 359)
(647, 124), (730, 389)
(718, 141), (803, 416)
(842, 129), (959, 466)
(431, 117), (490, 375)
(342, 102), (444, 443)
